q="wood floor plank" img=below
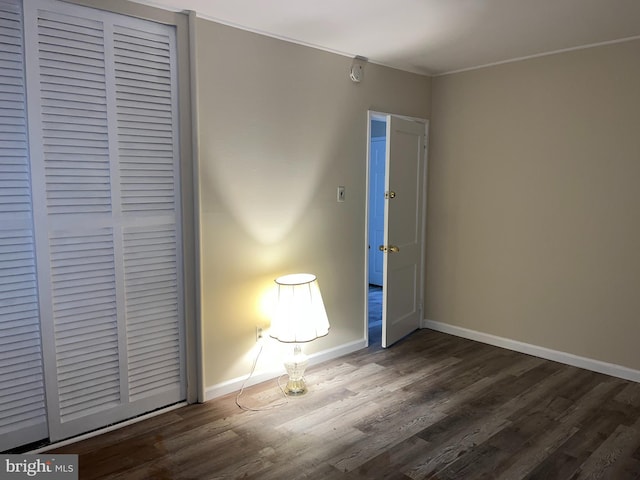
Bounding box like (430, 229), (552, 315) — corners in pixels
(523, 397), (632, 480)
(571, 418), (640, 480)
(356, 436), (431, 479)
(492, 377), (627, 479)
(405, 364), (579, 479)
(615, 382), (640, 408)
(42, 330), (640, 480)
(328, 402), (445, 473)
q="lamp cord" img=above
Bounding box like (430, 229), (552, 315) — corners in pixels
(235, 342), (289, 411)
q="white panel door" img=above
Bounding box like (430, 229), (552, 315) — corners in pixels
(24, 0), (185, 442)
(382, 115), (427, 348)
(0, 0), (48, 451)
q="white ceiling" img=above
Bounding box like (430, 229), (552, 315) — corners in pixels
(135, 0), (640, 75)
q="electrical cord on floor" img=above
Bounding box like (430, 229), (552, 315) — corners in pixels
(235, 342), (289, 412)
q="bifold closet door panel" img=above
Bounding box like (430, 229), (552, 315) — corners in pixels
(0, 0), (49, 452)
(24, 0), (185, 443)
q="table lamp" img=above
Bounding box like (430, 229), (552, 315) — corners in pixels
(270, 273), (330, 395)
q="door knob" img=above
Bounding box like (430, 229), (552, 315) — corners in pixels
(385, 191), (396, 199)
(379, 245), (400, 253)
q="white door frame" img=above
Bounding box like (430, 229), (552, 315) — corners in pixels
(364, 110), (429, 346)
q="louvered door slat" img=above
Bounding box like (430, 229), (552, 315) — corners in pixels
(0, 401), (46, 425)
(0, 371), (42, 393)
(126, 299), (176, 315)
(128, 317), (178, 335)
(1, 355), (42, 371)
(0, 0), (48, 451)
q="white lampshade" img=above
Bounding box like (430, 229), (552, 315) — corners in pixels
(270, 273), (330, 343)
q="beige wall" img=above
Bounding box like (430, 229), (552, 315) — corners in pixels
(427, 39), (640, 370)
(195, 19), (431, 388)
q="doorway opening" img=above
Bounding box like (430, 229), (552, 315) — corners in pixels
(365, 111), (428, 349)
(367, 117), (387, 345)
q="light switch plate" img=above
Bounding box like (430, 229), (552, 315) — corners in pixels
(337, 186), (345, 202)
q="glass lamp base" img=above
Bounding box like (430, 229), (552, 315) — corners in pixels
(284, 378), (307, 396)
(283, 344), (308, 396)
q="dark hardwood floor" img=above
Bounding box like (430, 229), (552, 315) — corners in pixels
(52, 330), (640, 479)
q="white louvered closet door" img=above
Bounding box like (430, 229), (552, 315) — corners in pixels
(0, 0), (49, 451)
(23, 0), (185, 442)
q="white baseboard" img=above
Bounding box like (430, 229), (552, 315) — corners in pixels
(423, 319), (640, 383)
(204, 338), (368, 401)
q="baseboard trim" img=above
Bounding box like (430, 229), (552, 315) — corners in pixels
(423, 319), (640, 383)
(204, 338), (368, 401)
